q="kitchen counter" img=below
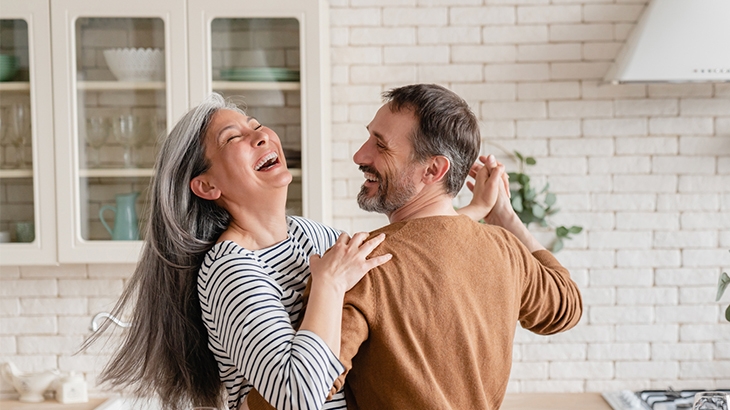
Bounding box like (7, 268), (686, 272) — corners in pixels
(0, 398), (107, 410)
(501, 392), (612, 410)
(1, 393), (613, 409)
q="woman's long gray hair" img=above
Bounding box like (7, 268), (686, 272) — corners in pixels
(85, 94), (243, 409)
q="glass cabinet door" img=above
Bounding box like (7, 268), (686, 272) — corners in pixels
(188, 0), (331, 223)
(0, 0), (56, 265)
(52, 0), (187, 263)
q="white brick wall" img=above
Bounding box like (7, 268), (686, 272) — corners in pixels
(1, 0), (728, 398)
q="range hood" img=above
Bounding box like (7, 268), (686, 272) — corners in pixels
(604, 0), (730, 84)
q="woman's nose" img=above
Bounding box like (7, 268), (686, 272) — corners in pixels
(253, 129), (269, 146)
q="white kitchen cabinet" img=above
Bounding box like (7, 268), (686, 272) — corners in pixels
(0, 0), (330, 264)
(0, 0), (57, 265)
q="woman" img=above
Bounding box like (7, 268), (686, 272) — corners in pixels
(90, 93), (503, 410)
(89, 94), (390, 410)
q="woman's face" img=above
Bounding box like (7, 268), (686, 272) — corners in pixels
(194, 108), (292, 203)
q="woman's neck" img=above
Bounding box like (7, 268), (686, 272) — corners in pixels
(217, 190), (290, 250)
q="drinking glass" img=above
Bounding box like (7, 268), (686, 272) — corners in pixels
(6, 103), (31, 169)
(85, 116), (109, 168)
(693, 392), (729, 410)
(113, 115), (151, 168)
(0, 107), (10, 169)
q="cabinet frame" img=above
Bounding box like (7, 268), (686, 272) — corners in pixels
(51, 0), (189, 263)
(0, 0), (57, 265)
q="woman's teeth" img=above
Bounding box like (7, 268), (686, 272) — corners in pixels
(254, 152), (278, 171)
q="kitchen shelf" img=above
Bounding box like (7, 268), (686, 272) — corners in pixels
(77, 81), (165, 91)
(0, 82), (31, 91)
(78, 167), (302, 178)
(79, 168), (154, 178)
(0, 169), (33, 178)
(212, 81), (300, 91)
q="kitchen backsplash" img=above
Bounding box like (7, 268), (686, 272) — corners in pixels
(2, 0), (729, 398)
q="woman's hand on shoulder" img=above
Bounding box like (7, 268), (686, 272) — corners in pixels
(309, 232), (392, 294)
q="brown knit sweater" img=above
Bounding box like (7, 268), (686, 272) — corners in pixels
(330, 215), (583, 410)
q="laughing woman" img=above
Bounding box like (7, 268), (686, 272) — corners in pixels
(88, 93), (391, 410)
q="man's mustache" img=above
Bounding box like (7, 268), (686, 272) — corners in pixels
(359, 165), (381, 181)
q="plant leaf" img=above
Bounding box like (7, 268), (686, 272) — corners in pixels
(568, 226), (583, 234)
(552, 238), (564, 253)
(518, 173), (530, 185)
(532, 204), (545, 219)
(511, 195), (524, 213)
(726, 304), (730, 322)
(508, 172), (519, 181)
(556, 226), (569, 237)
(525, 157), (536, 165)
(545, 193), (557, 207)
(717, 272), (730, 302)
(514, 150), (524, 161)
(524, 188), (537, 201)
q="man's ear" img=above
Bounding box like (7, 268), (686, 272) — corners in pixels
(190, 175), (221, 200)
(422, 155), (450, 185)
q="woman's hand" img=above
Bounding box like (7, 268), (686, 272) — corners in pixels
(309, 232), (392, 294)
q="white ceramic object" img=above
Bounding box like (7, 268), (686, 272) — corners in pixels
(103, 48), (164, 82)
(1, 362), (59, 402)
(54, 371), (88, 404)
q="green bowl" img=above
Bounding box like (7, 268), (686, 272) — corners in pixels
(0, 55), (18, 82)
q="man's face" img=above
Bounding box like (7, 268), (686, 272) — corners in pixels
(353, 103), (422, 215)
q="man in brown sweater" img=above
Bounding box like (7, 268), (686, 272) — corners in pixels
(331, 83), (583, 409)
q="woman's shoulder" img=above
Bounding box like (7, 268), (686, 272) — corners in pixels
(200, 241), (261, 279)
(287, 216), (341, 242)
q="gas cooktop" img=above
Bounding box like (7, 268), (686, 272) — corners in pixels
(603, 389), (730, 410)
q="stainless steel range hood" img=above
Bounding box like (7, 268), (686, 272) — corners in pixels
(604, 0), (730, 84)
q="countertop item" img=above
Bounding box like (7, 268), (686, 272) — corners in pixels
(0, 398), (106, 410)
(501, 392), (613, 410)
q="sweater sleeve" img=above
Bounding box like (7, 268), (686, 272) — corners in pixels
(202, 254), (345, 410)
(517, 247), (583, 335)
(328, 277), (374, 397)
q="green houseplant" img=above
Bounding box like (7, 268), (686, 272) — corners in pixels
(717, 256), (730, 322)
(507, 151), (582, 252)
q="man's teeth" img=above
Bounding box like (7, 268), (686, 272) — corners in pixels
(254, 152), (278, 171)
(364, 172), (378, 182)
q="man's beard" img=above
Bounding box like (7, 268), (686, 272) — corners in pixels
(356, 164), (417, 214)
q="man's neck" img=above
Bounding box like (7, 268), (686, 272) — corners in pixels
(387, 189), (459, 223)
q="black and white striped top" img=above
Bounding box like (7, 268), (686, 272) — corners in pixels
(198, 216), (347, 410)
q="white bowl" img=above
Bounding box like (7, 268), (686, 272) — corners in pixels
(103, 48), (164, 82)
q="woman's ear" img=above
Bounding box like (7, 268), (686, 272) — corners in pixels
(190, 176), (221, 200)
(422, 155), (450, 185)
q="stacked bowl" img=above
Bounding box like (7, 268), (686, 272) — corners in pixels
(103, 48), (164, 81)
(0, 54), (18, 82)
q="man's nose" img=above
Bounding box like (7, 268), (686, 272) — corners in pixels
(353, 140), (370, 165)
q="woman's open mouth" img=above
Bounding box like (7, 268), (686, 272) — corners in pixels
(254, 152), (280, 171)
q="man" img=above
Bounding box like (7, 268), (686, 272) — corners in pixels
(331, 83), (583, 409)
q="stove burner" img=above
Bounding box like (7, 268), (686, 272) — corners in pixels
(603, 388), (730, 410)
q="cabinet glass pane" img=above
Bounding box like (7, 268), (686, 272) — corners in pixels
(211, 18), (303, 216)
(0, 19), (35, 243)
(75, 18), (166, 241)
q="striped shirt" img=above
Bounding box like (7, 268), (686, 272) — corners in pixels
(198, 216), (348, 410)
